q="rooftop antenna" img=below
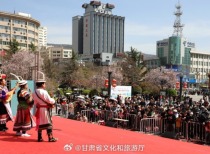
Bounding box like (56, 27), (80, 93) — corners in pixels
(173, 1), (184, 37)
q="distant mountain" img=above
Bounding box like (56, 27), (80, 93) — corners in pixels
(47, 43), (72, 49)
(142, 53), (159, 60)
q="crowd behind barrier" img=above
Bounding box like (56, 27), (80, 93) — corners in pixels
(55, 94), (210, 145)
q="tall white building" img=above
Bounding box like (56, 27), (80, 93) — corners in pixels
(38, 26), (47, 48)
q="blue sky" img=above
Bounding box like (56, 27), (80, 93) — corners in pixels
(1, 0), (210, 54)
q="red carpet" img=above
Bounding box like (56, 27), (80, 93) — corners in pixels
(0, 116), (210, 154)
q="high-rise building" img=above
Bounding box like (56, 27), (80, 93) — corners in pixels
(0, 11), (40, 51)
(156, 3), (210, 87)
(72, 15), (83, 55)
(38, 26), (47, 48)
(72, 1), (125, 59)
(157, 36), (195, 66)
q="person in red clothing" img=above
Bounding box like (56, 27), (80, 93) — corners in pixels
(13, 76), (35, 137)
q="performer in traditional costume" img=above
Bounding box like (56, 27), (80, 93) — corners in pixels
(0, 72), (18, 131)
(11, 74), (36, 136)
(32, 71), (57, 142)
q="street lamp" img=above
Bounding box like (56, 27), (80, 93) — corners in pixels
(179, 73), (183, 101)
(208, 73), (210, 97)
(108, 71), (112, 97)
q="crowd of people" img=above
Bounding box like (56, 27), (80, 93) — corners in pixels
(56, 93), (210, 144)
(1, 68), (210, 145)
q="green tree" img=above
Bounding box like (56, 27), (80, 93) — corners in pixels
(8, 38), (20, 55)
(166, 88), (177, 97)
(60, 51), (79, 84)
(29, 42), (37, 52)
(42, 58), (59, 79)
(128, 46), (143, 67)
(120, 50), (147, 86)
(140, 81), (160, 95)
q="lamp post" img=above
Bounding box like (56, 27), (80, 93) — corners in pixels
(108, 71), (112, 97)
(179, 73), (183, 101)
(208, 73), (210, 100)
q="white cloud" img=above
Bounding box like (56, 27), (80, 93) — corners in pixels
(124, 43), (156, 54)
(125, 22), (172, 37)
(124, 20), (210, 53)
(47, 24), (72, 44)
(183, 20), (210, 52)
(45, 20), (210, 53)
(124, 22), (172, 54)
(184, 20), (210, 38)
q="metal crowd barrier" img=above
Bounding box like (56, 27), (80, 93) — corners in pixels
(139, 118), (162, 135)
(81, 110), (129, 123)
(186, 121), (206, 143)
(79, 110), (210, 145)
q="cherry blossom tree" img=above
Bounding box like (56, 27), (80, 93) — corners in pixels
(1, 50), (36, 79)
(144, 67), (178, 90)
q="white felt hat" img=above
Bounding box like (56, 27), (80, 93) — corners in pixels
(36, 71), (46, 83)
(10, 73), (27, 86)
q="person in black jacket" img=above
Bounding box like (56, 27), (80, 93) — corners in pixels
(166, 109), (176, 132)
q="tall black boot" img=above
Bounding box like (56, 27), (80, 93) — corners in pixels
(0, 124), (5, 131)
(38, 130), (43, 142)
(47, 129), (57, 142)
(3, 124), (8, 130)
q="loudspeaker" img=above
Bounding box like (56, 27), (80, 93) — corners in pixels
(105, 120), (117, 128)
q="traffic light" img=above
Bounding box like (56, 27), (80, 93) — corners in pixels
(112, 79), (117, 87)
(104, 79), (108, 88)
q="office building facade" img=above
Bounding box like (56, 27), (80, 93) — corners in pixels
(190, 50), (210, 84)
(156, 36), (195, 66)
(72, 1), (125, 58)
(40, 44), (72, 60)
(0, 11), (40, 51)
(72, 15), (83, 55)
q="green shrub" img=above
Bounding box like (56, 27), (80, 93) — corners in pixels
(82, 89), (91, 95)
(166, 88), (177, 96)
(89, 89), (99, 97)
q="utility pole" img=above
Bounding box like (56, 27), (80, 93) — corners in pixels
(108, 71), (112, 97)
